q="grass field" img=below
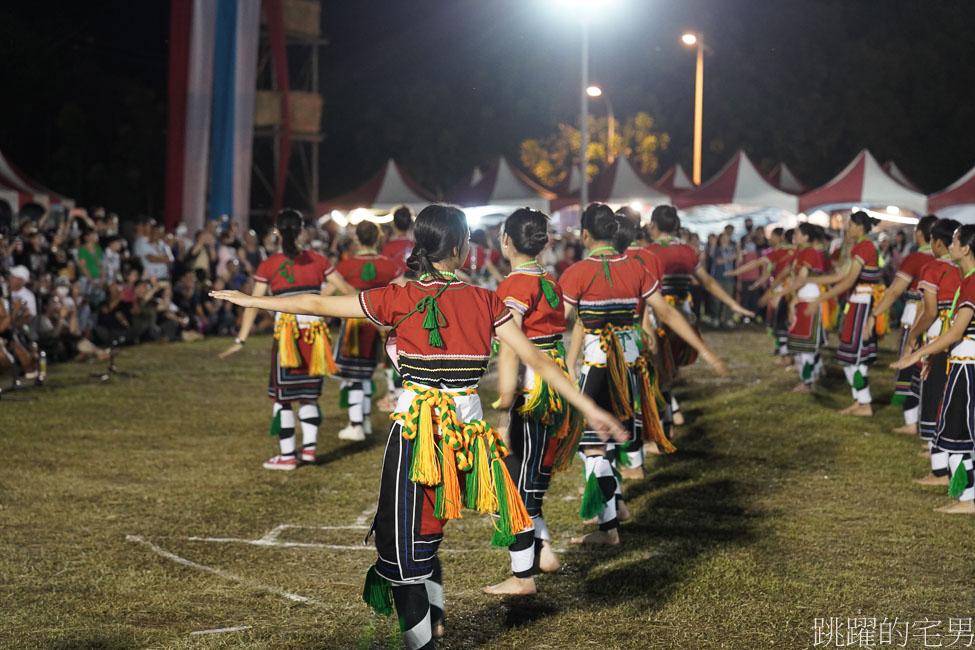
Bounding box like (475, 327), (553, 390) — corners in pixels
(1, 327), (972, 649)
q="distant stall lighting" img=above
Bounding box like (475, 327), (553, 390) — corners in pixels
(681, 33), (698, 45)
(630, 201), (643, 210)
(886, 205), (899, 214)
(330, 210), (348, 227)
(586, 85), (602, 97)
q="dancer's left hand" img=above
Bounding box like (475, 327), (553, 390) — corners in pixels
(582, 405), (628, 443)
(209, 290), (252, 307)
(891, 351), (920, 370)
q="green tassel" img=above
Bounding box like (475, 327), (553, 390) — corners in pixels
(490, 339), (500, 360)
(362, 565), (394, 616)
(579, 471), (606, 519)
(490, 460), (516, 547)
(361, 260), (377, 281)
(948, 462), (969, 499)
(339, 386), (350, 409)
(464, 438), (481, 510)
(433, 483), (446, 519)
(616, 441), (633, 467)
(269, 409), (282, 437)
(891, 393), (906, 406)
(801, 362), (813, 382)
(602, 258), (613, 287)
(853, 370), (866, 390)
(540, 277), (559, 308)
(428, 328), (444, 348)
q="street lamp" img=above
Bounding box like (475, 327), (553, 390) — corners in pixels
(681, 31), (705, 185)
(586, 85), (615, 163)
(554, 0), (615, 211)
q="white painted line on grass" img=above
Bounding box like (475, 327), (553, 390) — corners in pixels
(125, 535), (324, 606)
(190, 626), (251, 636)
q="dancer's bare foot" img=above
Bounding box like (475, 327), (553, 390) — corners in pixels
(672, 411), (685, 426)
(619, 465), (644, 480)
(850, 403), (873, 417)
(913, 474), (950, 486)
(837, 402), (859, 414)
(773, 356), (792, 367)
(483, 575), (537, 595)
(617, 500), (631, 522)
(432, 623), (445, 639)
(570, 528), (620, 545)
(644, 441), (662, 456)
(935, 500), (975, 514)
(893, 423), (918, 435)
(790, 382), (812, 393)
(538, 540), (561, 573)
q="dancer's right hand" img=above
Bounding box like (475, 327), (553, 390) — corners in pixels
(702, 350), (729, 377)
(209, 290), (252, 307)
(583, 405), (628, 443)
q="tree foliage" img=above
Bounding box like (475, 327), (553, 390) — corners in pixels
(520, 112), (669, 187)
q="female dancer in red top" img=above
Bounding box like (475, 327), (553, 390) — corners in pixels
(220, 209), (354, 470)
(333, 221), (405, 440)
(211, 204), (627, 649)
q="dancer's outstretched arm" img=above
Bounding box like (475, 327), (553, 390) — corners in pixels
(694, 267), (755, 318)
(892, 306), (973, 369)
(209, 290), (366, 319)
(646, 292), (727, 377)
(495, 319), (627, 443)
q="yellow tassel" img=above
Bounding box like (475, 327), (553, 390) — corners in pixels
(519, 373), (546, 416)
(343, 318), (361, 357)
(473, 431), (498, 513)
(274, 314), (301, 368)
(602, 326), (634, 420)
(410, 398), (441, 486)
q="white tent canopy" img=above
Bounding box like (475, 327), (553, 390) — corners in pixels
(316, 159), (435, 215)
(674, 150), (799, 214)
(799, 149), (927, 214)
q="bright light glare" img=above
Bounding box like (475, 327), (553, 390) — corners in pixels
(329, 210), (348, 227)
(681, 33), (698, 46)
(550, 0), (616, 20)
(861, 207), (919, 226)
(630, 201), (643, 210)
(886, 205), (899, 214)
(586, 85), (602, 97)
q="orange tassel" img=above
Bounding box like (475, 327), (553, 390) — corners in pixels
(635, 357), (675, 453)
(437, 442), (463, 520)
(304, 320), (337, 376)
(493, 456), (533, 535)
(274, 314), (301, 368)
(601, 326), (634, 421)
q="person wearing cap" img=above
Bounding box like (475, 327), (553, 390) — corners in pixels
(8, 265), (36, 318)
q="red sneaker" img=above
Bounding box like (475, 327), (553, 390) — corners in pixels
(263, 455), (297, 471)
(299, 447), (317, 463)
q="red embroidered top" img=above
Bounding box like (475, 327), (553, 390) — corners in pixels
(767, 246), (795, 277)
(625, 244), (663, 280)
(380, 236), (413, 270)
(359, 278), (513, 387)
(792, 245), (825, 274)
(644, 239), (698, 297)
(254, 251), (335, 296)
(851, 239), (882, 285)
(495, 266), (566, 340)
(559, 251), (658, 329)
(895, 248), (934, 297)
(335, 253), (403, 291)
(919, 257), (962, 306)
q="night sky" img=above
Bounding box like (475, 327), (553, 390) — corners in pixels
(1, 0), (974, 214)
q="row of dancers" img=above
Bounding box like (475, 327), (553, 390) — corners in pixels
(739, 212), (975, 514)
(212, 202), (754, 649)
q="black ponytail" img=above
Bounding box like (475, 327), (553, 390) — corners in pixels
(277, 208), (303, 258)
(615, 205), (645, 242)
(580, 202), (620, 241)
(611, 214), (633, 253)
(405, 204), (469, 280)
(502, 207), (550, 257)
(850, 210), (879, 234)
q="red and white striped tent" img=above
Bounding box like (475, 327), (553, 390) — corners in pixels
(589, 156), (670, 209)
(928, 163), (975, 219)
(767, 162), (807, 194)
(0, 149), (73, 210)
(451, 157), (555, 214)
(656, 163), (694, 195)
(674, 150), (798, 213)
(799, 149), (927, 214)
(883, 160), (923, 192)
(316, 159), (435, 215)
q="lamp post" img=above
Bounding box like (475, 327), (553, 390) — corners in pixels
(681, 32), (705, 186)
(586, 85), (615, 163)
(580, 18), (590, 210)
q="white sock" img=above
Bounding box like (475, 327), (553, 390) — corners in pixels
(904, 406), (919, 425)
(298, 403), (319, 449)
